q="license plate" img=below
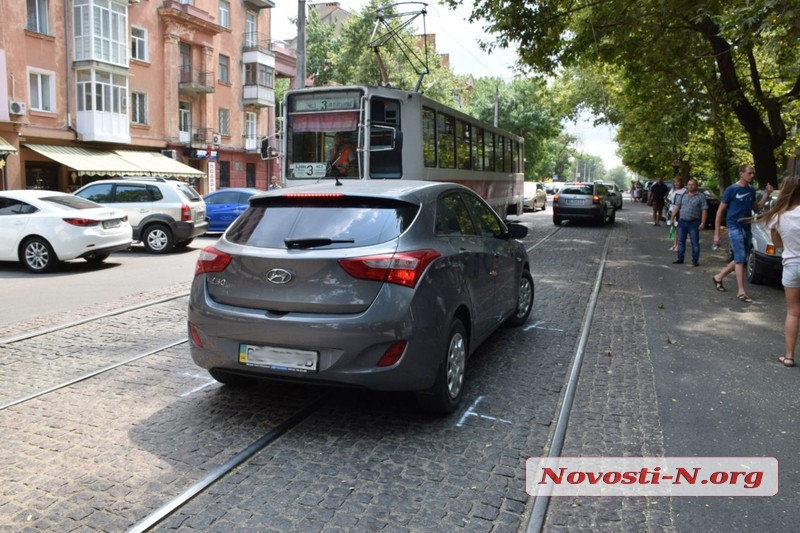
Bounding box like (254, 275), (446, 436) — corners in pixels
(565, 199), (585, 206)
(103, 219), (120, 229)
(239, 344), (318, 372)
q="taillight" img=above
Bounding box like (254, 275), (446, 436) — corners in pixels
(553, 194), (559, 205)
(181, 204), (191, 221)
(339, 249), (441, 288)
(593, 195), (601, 204)
(194, 246), (232, 276)
(377, 341), (407, 367)
(766, 244), (777, 256)
(62, 217), (100, 227)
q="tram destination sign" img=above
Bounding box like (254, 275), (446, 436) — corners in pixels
(290, 91), (361, 112)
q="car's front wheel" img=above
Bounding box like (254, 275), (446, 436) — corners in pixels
(746, 249), (767, 285)
(504, 270), (534, 328)
(21, 237), (58, 273)
(142, 224), (174, 254)
(416, 318), (468, 415)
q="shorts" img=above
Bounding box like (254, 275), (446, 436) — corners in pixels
(652, 200), (664, 211)
(782, 262), (800, 288)
(727, 226), (752, 263)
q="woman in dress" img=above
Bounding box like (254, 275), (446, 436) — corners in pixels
(759, 176), (800, 367)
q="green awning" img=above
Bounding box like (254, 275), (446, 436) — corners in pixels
(114, 150), (205, 178)
(24, 144), (145, 176)
(0, 136), (17, 155)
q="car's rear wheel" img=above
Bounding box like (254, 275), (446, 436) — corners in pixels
(142, 224), (174, 254)
(416, 318), (467, 415)
(504, 270), (534, 328)
(21, 237), (58, 273)
(553, 215), (562, 226)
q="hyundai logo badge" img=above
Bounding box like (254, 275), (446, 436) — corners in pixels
(266, 268), (294, 284)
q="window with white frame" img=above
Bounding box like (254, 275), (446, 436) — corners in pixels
(219, 1), (230, 29)
(28, 70), (55, 112)
(245, 11), (257, 47)
(27, 0), (50, 34)
(219, 55), (229, 83)
(75, 69), (127, 113)
(218, 108), (230, 136)
(72, 0), (128, 66)
(131, 27), (147, 61)
(245, 112), (257, 140)
(131, 92), (147, 124)
(179, 102), (191, 134)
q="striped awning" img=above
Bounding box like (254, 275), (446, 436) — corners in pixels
(0, 136), (17, 156)
(114, 150), (204, 178)
(23, 144), (206, 178)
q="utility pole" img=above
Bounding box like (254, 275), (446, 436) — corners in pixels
(296, 0), (306, 89)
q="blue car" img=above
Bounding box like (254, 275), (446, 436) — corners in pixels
(203, 188), (263, 233)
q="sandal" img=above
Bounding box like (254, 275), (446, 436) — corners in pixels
(713, 276), (726, 292)
(779, 357), (796, 367)
(737, 294), (753, 304)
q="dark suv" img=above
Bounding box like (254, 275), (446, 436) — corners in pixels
(74, 177), (207, 253)
(552, 182), (616, 225)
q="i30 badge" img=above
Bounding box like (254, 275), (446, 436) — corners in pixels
(266, 268), (294, 284)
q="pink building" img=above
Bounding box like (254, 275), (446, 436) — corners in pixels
(0, 0), (297, 194)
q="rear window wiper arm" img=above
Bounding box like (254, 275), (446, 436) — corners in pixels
(285, 237), (355, 249)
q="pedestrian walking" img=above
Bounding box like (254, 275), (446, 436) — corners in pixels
(758, 175), (800, 366)
(711, 164), (774, 303)
(649, 177), (669, 226)
(671, 178), (707, 266)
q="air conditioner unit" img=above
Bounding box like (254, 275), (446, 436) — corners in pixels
(192, 133), (205, 142)
(9, 101), (27, 115)
(212, 133), (221, 145)
(161, 149), (177, 159)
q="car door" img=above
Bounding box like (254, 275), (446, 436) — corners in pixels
(436, 191), (497, 339)
(110, 184), (153, 232)
(461, 191), (519, 327)
(205, 190), (242, 231)
(0, 197), (33, 260)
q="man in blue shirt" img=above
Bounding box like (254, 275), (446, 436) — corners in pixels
(712, 164), (774, 303)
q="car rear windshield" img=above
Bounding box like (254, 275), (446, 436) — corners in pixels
(175, 182), (203, 201)
(44, 195), (105, 210)
(560, 185), (595, 195)
(226, 197), (419, 249)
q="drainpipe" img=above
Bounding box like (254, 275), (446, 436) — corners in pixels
(64, 0), (78, 140)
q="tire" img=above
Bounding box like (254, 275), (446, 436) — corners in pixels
(504, 270), (534, 328)
(608, 209), (616, 224)
(416, 319), (468, 415)
(209, 368), (257, 387)
(142, 224), (174, 254)
(597, 208), (607, 226)
(746, 249), (766, 285)
(21, 237), (58, 273)
(553, 216), (562, 226)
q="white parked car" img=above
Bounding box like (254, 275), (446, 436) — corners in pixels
(0, 189), (132, 273)
(523, 182), (547, 212)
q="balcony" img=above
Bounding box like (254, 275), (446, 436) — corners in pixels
(192, 127), (215, 146)
(179, 67), (215, 95)
(243, 84), (275, 108)
(243, 0), (275, 9)
(243, 136), (258, 152)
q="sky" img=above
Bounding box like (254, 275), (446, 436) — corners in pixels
(270, 1), (621, 169)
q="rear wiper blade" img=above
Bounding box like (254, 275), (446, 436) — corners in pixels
(285, 237), (355, 249)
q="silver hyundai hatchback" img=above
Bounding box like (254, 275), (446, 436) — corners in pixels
(188, 180), (533, 413)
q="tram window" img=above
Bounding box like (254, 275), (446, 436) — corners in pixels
(474, 127), (484, 171)
(485, 132), (495, 171)
(438, 113), (455, 169)
(457, 120), (472, 170)
(423, 107), (436, 168)
(497, 136), (506, 173)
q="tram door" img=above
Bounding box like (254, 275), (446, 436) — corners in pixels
(368, 97), (402, 179)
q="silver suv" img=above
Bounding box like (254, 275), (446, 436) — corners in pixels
(74, 177), (207, 253)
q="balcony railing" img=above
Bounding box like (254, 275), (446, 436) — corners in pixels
(242, 32), (274, 54)
(179, 67), (215, 94)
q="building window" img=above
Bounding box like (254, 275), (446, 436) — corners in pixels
(75, 69), (127, 113)
(131, 92), (147, 124)
(28, 70), (54, 112)
(245, 64), (274, 87)
(131, 27), (147, 61)
(219, 108), (230, 136)
(219, 55), (229, 83)
(219, 1), (230, 29)
(73, 0), (128, 66)
(244, 11), (257, 47)
(27, 0), (49, 34)
(245, 112), (257, 140)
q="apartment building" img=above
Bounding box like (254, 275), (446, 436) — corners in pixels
(0, 0), (298, 194)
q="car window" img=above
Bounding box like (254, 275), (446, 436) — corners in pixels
(115, 184), (151, 203)
(176, 182), (202, 201)
(76, 183), (113, 203)
(436, 192), (477, 236)
(461, 191), (503, 238)
(206, 191), (240, 204)
(42, 195), (104, 210)
(560, 185), (593, 195)
(227, 198), (418, 249)
(0, 198), (36, 215)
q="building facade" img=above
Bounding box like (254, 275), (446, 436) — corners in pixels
(0, 0), (297, 194)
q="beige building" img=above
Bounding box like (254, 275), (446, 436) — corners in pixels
(0, 0), (297, 194)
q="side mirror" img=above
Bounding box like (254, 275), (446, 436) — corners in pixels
(506, 222), (528, 240)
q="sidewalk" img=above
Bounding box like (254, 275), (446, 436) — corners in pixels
(543, 200), (794, 531)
